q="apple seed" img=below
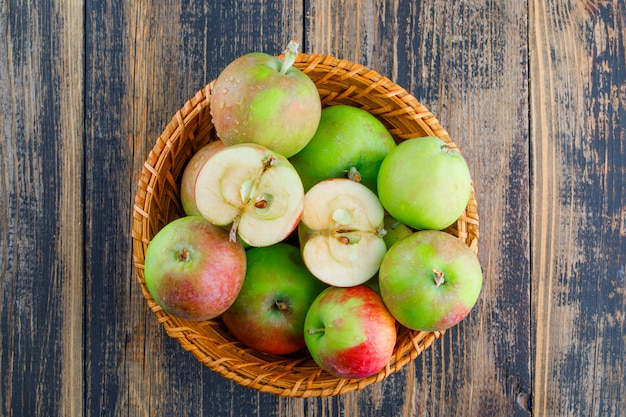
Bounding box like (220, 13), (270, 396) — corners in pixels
(254, 198), (268, 209)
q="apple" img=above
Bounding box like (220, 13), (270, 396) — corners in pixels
(303, 285), (397, 379)
(194, 143), (305, 247)
(143, 216), (246, 321)
(298, 178), (387, 287)
(382, 215), (413, 249)
(221, 243), (327, 355)
(378, 230), (483, 332)
(363, 274), (381, 294)
(180, 140), (226, 216)
(377, 136), (472, 231)
(289, 104), (396, 193)
(210, 40), (321, 158)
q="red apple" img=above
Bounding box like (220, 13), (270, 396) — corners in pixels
(210, 41), (321, 158)
(303, 285), (397, 379)
(143, 216), (246, 321)
(379, 230), (483, 332)
(180, 140), (226, 216)
(221, 243), (327, 355)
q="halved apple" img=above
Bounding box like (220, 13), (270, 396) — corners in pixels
(194, 143), (304, 247)
(298, 178), (387, 287)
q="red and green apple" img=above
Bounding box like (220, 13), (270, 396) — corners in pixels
(143, 216), (246, 321)
(304, 285), (397, 379)
(378, 230), (482, 332)
(221, 243), (327, 355)
(210, 41), (321, 158)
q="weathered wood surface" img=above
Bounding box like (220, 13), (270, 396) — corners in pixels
(530, 1), (625, 416)
(0, 0), (623, 416)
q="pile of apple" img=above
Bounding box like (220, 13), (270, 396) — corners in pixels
(143, 41), (483, 380)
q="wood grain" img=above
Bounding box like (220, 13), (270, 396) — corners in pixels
(530, 1), (625, 415)
(1, 0), (84, 416)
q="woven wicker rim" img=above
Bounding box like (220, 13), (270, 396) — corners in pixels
(132, 53), (480, 397)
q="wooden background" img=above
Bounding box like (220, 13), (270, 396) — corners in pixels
(1, 0), (624, 416)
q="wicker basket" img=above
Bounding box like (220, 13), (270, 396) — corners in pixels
(132, 53), (480, 397)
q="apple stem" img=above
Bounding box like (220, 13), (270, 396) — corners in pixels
(280, 40), (299, 75)
(389, 220), (402, 230)
(433, 269), (445, 287)
(262, 155), (277, 171)
(275, 299), (289, 312)
(176, 248), (190, 262)
(307, 328), (325, 335)
(346, 167), (362, 183)
(229, 217), (240, 243)
(441, 143), (460, 155)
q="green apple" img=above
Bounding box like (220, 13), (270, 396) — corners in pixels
(382, 215), (413, 249)
(379, 230), (483, 332)
(180, 140), (226, 216)
(210, 41), (321, 158)
(221, 243), (327, 355)
(144, 216), (246, 321)
(304, 285), (397, 379)
(289, 104), (396, 192)
(194, 143), (304, 247)
(377, 136), (471, 231)
(298, 178), (387, 287)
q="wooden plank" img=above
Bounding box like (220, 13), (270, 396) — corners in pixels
(306, 1), (531, 415)
(84, 1), (304, 416)
(530, 1), (625, 415)
(0, 1), (84, 416)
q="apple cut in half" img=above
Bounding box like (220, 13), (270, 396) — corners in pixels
(298, 178), (387, 287)
(194, 143), (304, 247)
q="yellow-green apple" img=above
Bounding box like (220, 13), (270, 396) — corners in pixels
(382, 215), (413, 249)
(289, 104), (396, 192)
(377, 136), (471, 231)
(378, 230), (482, 332)
(209, 40), (321, 158)
(144, 216), (246, 321)
(298, 178), (387, 287)
(180, 140), (226, 216)
(221, 243), (327, 355)
(303, 285), (397, 379)
(194, 143), (304, 247)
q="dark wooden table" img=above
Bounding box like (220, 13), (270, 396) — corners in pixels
(2, 1), (624, 416)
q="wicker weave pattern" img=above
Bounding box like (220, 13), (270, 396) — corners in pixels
(132, 53), (479, 397)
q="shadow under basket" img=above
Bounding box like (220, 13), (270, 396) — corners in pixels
(131, 53), (480, 397)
